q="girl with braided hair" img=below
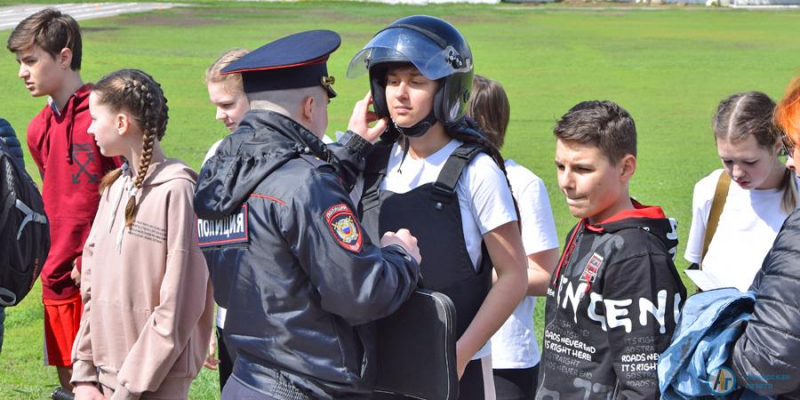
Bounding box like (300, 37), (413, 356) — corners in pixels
(347, 16), (527, 400)
(71, 69), (214, 400)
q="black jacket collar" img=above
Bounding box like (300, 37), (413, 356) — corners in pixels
(194, 109), (331, 219)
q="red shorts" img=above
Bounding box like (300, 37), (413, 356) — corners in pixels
(43, 293), (83, 367)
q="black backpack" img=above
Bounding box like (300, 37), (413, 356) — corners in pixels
(0, 140), (49, 307)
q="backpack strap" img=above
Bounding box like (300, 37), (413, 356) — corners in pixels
(361, 141), (394, 212)
(431, 143), (486, 205)
(701, 172), (731, 266)
(15, 199), (48, 240)
(0, 155), (17, 231)
(0, 151), (47, 240)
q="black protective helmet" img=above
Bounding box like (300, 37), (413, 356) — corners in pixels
(347, 15), (474, 137)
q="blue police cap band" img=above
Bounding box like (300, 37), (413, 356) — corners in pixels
(240, 62), (337, 98)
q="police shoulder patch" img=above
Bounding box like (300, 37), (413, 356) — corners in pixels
(325, 203), (362, 253)
(196, 205), (249, 248)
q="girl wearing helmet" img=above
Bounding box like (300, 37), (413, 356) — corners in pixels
(347, 15), (527, 400)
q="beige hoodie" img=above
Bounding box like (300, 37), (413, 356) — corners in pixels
(71, 159), (214, 400)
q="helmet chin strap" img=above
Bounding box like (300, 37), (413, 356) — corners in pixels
(393, 111), (438, 138)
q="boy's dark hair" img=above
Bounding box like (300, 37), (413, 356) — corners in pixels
(7, 8), (82, 71)
(554, 100), (637, 165)
(467, 75), (510, 149)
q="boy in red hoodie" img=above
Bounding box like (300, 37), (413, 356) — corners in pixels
(7, 8), (119, 390)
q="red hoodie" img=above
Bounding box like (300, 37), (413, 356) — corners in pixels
(27, 84), (120, 300)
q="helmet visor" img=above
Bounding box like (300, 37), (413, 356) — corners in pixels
(347, 27), (470, 80)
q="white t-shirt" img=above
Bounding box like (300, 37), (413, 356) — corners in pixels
(685, 169), (799, 291)
(382, 139), (518, 360)
(490, 160), (559, 370)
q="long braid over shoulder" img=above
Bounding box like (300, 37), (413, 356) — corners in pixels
(94, 69), (169, 227)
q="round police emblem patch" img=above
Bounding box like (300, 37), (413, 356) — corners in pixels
(325, 204), (362, 253)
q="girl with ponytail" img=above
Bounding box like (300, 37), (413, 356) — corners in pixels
(685, 91), (799, 291)
(71, 69), (214, 400)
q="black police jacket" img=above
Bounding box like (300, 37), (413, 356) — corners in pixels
(731, 209), (800, 399)
(194, 109), (420, 399)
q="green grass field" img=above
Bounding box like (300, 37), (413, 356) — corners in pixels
(0, 1), (799, 398)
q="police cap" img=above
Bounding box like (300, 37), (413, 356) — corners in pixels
(222, 30), (341, 98)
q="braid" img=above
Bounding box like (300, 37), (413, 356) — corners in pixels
(157, 89), (169, 141)
(93, 69), (169, 228)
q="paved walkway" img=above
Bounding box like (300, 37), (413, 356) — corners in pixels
(0, 3), (182, 31)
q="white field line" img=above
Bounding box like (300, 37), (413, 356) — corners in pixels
(0, 3), (181, 31)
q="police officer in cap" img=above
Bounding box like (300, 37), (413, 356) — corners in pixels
(194, 30), (422, 400)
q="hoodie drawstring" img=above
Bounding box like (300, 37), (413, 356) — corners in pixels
(58, 96), (76, 165)
(552, 220), (584, 288)
(108, 164), (130, 233)
(116, 185), (138, 253)
(108, 163), (137, 253)
(65, 110), (74, 164)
